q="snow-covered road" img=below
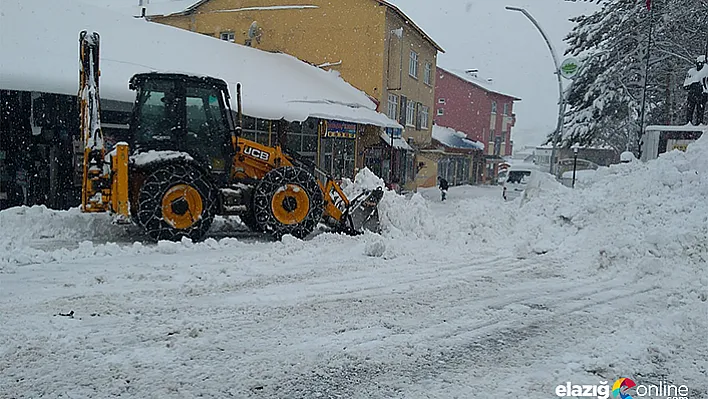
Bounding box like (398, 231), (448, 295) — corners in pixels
(2, 141), (708, 398)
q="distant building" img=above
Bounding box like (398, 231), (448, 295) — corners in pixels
(145, 0), (444, 188)
(434, 67), (520, 183)
(535, 144), (620, 176)
(510, 145), (536, 163)
(534, 145), (554, 173)
(415, 125), (484, 187)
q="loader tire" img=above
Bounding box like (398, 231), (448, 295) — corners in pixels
(136, 163), (217, 242)
(252, 166), (324, 240)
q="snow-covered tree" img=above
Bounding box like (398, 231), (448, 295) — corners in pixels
(559, 0), (708, 153)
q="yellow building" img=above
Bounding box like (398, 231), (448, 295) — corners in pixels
(146, 0), (443, 188)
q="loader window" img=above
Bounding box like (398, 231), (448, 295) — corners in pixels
(134, 81), (179, 144)
(185, 87), (227, 141)
(184, 86), (229, 171)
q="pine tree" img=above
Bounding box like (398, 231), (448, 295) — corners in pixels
(560, 0), (708, 153)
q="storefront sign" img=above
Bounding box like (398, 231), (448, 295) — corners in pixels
(325, 120), (357, 139)
(385, 127), (403, 139)
(666, 138), (694, 152)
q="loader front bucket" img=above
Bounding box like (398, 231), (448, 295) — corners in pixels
(339, 187), (384, 235)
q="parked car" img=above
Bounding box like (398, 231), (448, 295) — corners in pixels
(503, 166), (535, 200)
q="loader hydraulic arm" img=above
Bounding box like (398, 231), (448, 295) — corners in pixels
(78, 30), (129, 218)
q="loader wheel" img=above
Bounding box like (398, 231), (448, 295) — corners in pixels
(136, 163), (217, 242)
(253, 167), (324, 239)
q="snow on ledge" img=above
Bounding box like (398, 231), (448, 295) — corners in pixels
(432, 125), (484, 150)
(131, 151), (194, 167)
(214, 5), (319, 14)
(646, 125), (708, 133)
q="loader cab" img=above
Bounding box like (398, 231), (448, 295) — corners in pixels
(129, 73), (235, 174)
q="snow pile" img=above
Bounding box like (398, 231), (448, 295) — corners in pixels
(0, 206), (129, 246)
(378, 188), (515, 253)
(341, 167), (385, 200)
(518, 136), (707, 263)
(0, 206), (133, 268)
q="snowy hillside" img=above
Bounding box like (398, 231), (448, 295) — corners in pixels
(1, 138), (707, 397)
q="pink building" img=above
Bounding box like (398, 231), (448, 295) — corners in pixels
(434, 68), (520, 159)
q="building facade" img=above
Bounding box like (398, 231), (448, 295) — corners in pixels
(147, 0), (443, 188)
(434, 68), (520, 183)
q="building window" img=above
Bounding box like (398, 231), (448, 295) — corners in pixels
(437, 108), (444, 116)
(420, 106), (429, 129)
(406, 101), (416, 126)
(387, 94), (398, 120)
(424, 62), (432, 85)
(503, 103), (509, 116)
(409, 51), (419, 78)
(491, 101), (498, 114)
(220, 31), (235, 42)
(438, 98), (446, 104)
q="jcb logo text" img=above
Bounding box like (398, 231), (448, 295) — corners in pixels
(244, 146), (270, 161)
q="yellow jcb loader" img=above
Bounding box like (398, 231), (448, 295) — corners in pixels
(78, 31), (383, 241)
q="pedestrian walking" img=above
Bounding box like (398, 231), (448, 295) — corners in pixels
(437, 176), (448, 202)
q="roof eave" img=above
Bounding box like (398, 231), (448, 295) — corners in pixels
(377, 0), (445, 53)
(145, 0), (208, 18)
(439, 67), (521, 101)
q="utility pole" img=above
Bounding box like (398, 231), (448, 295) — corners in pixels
(637, 0), (655, 157)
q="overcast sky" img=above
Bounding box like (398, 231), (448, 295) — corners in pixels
(389, 0), (599, 149)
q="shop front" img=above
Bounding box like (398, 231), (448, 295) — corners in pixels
(437, 156), (472, 186)
(318, 120), (358, 179)
(362, 128), (414, 189)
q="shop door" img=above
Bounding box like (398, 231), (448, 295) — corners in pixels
(321, 138), (355, 179)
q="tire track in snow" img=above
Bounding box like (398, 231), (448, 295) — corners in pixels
(258, 282), (661, 398)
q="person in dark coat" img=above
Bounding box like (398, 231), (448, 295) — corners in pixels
(437, 176), (449, 201)
(684, 55), (707, 125)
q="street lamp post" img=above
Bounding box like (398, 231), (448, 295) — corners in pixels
(571, 143), (580, 188)
(506, 6), (564, 176)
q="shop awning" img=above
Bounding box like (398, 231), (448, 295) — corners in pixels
(380, 132), (414, 151)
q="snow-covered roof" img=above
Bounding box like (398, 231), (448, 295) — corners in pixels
(380, 132), (414, 151)
(432, 125), (484, 151)
(138, 0), (445, 53)
(0, 0), (401, 129)
(441, 68), (521, 101)
(646, 125), (708, 133)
